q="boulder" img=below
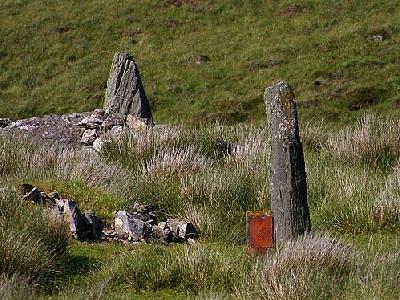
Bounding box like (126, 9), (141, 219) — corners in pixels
(114, 211), (151, 242)
(82, 210), (104, 240)
(59, 199), (84, 239)
(104, 52), (153, 123)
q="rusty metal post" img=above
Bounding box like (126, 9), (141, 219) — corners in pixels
(247, 211), (274, 254)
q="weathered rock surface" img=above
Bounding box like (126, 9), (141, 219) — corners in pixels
(114, 211), (152, 242)
(81, 129), (99, 145)
(264, 81), (311, 244)
(2, 113), (89, 146)
(104, 52), (152, 123)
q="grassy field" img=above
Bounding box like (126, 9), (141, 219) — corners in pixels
(1, 114), (400, 299)
(1, 0), (400, 299)
(1, 0), (400, 124)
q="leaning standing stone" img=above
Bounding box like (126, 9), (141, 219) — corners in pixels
(104, 52), (152, 123)
(264, 81), (311, 244)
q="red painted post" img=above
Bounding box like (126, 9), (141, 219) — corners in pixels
(247, 211), (274, 255)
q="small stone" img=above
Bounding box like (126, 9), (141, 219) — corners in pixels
(0, 118), (11, 128)
(22, 186), (43, 204)
(195, 55), (211, 65)
(81, 129), (99, 145)
(48, 191), (61, 200)
(155, 219), (198, 242)
(126, 115), (151, 129)
(76, 116), (103, 129)
(60, 199), (84, 239)
(92, 138), (106, 152)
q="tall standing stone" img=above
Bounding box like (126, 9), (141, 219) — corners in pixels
(264, 81), (311, 244)
(104, 52), (152, 122)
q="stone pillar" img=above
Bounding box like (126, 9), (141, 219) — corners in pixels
(104, 52), (152, 123)
(264, 81), (311, 244)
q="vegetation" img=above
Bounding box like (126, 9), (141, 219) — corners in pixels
(1, 114), (400, 298)
(1, 0), (400, 298)
(1, 0), (400, 124)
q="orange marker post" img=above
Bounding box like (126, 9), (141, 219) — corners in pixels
(246, 211), (274, 255)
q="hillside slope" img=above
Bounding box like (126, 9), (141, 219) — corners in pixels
(1, 0), (399, 124)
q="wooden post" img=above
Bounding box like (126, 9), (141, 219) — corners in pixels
(264, 81), (311, 244)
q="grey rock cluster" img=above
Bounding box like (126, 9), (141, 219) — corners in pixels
(111, 203), (198, 244)
(21, 184), (103, 241)
(20, 185), (198, 245)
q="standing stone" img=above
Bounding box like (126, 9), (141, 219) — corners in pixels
(264, 81), (311, 244)
(104, 52), (152, 123)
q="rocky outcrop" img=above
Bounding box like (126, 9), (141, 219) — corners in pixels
(0, 52), (153, 149)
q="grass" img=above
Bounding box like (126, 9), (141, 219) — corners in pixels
(1, 0), (400, 124)
(1, 114), (400, 298)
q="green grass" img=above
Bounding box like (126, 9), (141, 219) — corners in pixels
(1, 0), (400, 124)
(1, 1), (400, 297)
(1, 115), (400, 298)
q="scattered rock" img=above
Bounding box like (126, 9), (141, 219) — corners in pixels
(19, 185), (199, 245)
(0, 118), (11, 128)
(155, 219), (198, 242)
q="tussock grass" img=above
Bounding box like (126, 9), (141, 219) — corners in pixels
(324, 114), (400, 166)
(0, 274), (35, 300)
(1, 114), (400, 298)
(0, 188), (69, 286)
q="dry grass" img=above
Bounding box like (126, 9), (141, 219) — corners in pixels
(0, 188), (69, 286)
(0, 274), (35, 300)
(323, 114), (400, 165)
